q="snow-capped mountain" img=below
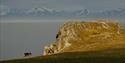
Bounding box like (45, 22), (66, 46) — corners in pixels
(0, 5), (10, 16)
(88, 8), (125, 18)
(0, 7), (125, 18)
(72, 9), (89, 16)
(26, 8), (54, 16)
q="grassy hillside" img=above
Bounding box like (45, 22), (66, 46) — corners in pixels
(1, 20), (125, 63)
(45, 20), (125, 54)
(1, 48), (125, 63)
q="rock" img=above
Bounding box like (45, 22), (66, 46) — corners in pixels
(43, 20), (125, 55)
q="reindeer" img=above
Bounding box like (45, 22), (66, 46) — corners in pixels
(24, 52), (32, 57)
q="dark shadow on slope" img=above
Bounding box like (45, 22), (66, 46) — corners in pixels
(1, 48), (125, 63)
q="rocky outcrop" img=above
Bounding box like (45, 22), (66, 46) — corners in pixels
(43, 20), (125, 55)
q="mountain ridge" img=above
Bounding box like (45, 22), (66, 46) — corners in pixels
(0, 7), (125, 18)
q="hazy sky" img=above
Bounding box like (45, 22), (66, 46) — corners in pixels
(0, 22), (62, 60)
(0, 0), (125, 11)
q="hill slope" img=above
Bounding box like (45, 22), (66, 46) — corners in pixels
(1, 49), (125, 63)
(43, 20), (125, 55)
(1, 20), (125, 63)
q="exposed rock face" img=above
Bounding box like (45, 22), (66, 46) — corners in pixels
(43, 20), (125, 55)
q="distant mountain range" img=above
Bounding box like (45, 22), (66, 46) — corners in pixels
(0, 7), (125, 18)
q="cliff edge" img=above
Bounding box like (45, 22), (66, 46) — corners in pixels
(43, 20), (125, 55)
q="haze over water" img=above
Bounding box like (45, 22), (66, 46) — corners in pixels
(0, 19), (63, 60)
